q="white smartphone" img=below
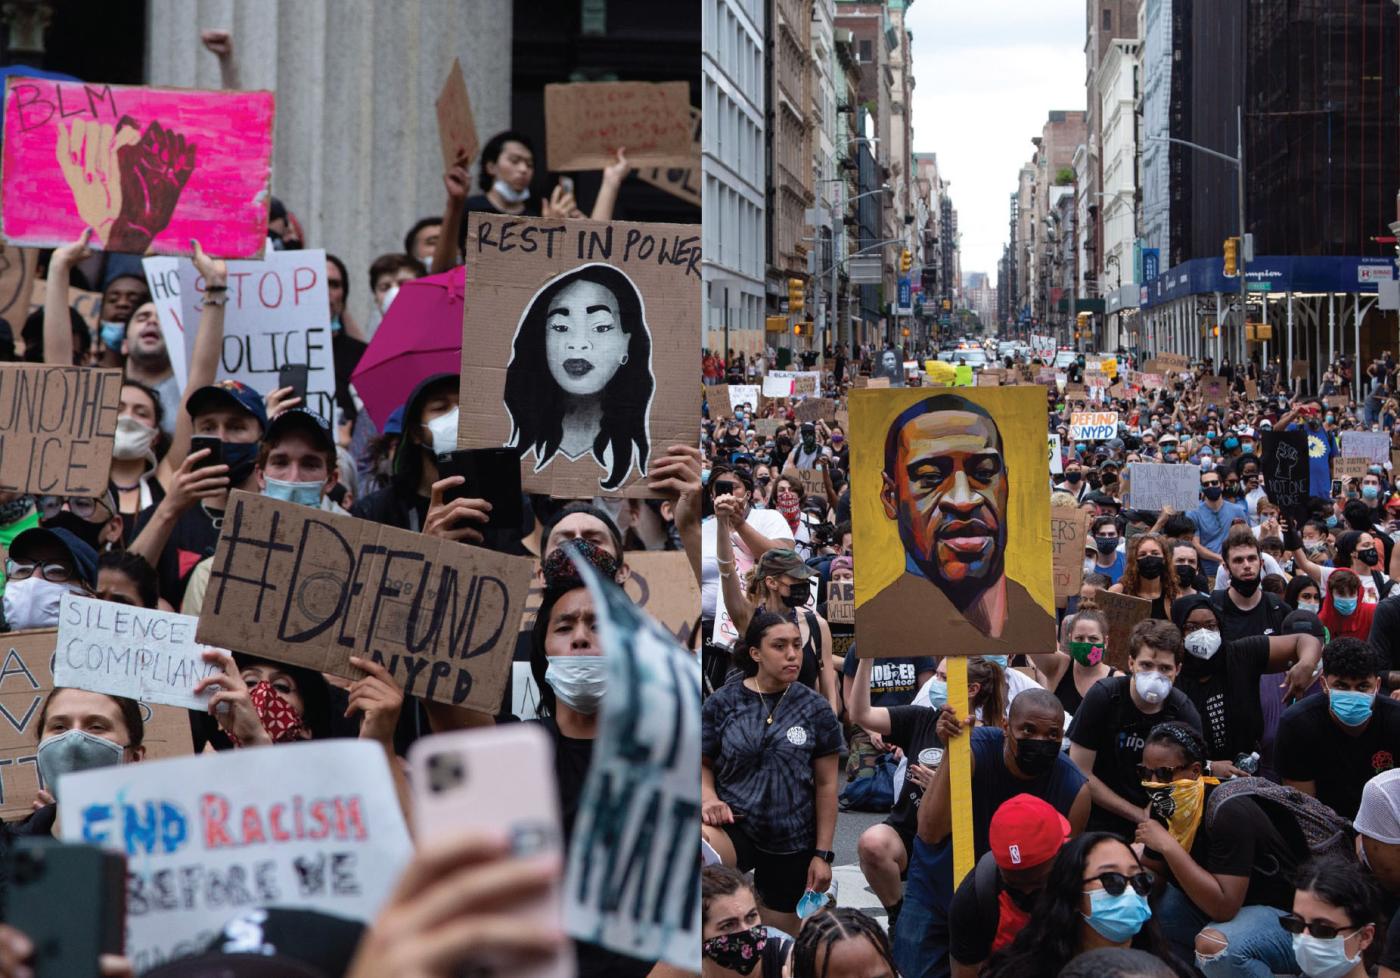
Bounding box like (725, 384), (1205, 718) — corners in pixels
(408, 725), (574, 978)
(559, 175), (575, 196)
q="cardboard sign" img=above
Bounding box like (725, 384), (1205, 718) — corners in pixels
(143, 250), (335, 421)
(794, 466), (828, 502)
(0, 364), (120, 495)
(728, 384), (760, 414)
(634, 105), (701, 208)
(63, 740), (412, 973)
(754, 418), (784, 437)
(27, 279), (104, 335)
(866, 377), (890, 389)
(55, 596), (220, 711)
(519, 550), (700, 648)
(1324, 394), (1350, 410)
(434, 57), (479, 169)
(794, 397), (836, 423)
(1261, 429), (1311, 521)
(827, 580), (854, 624)
(1139, 372), (1164, 390)
(0, 244), (36, 327)
(1069, 411), (1118, 441)
(1090, 588), (1151, 672)
(851, 387), (1056, 657)
(1292, 359), (1309, 380)
(3, 78), (273, 257)
(1126, 462), (1201, 512)
(1051, 506), (1089, 602)
(565, 561), (700, 969)
(457, 214), (699, 497)
(1157, 352), (1190, 371)
(1245, 378), (1259, 401)
(0, 629), (192, 821)
(707, 383), (731, 417)
(976, 369), (1003, 387)
(544, 80), (693, 171)
(1048, 434), (1063, 475)
(769, 370), (820, 399)
(1335, 456), (1371, 481)
(1084, 370), (1110, 388)
(1199, 375), (1229, 407)
(1341, 430), (1391, 464)
(195, 492), (534, 712)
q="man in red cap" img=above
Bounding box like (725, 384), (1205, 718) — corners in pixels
(947, 793), (1071, 977)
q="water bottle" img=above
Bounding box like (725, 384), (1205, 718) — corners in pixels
(1234, 752), (1260, 776)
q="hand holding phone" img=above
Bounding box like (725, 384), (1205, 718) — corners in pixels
(435, 448), (523, 530)
(190, 435), (223, 470)
(277, 363), (310, 404)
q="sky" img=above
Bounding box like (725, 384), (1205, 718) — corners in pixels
(905, 1), (1087, 287)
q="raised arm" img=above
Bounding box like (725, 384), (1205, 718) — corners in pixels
(588, 148), (629, 222)
(434, 162), (472, 272)
(157, 240), (227, 484)
(43, 232), (92, 367)
(714, 495), (755, 637)
(846, 655), (893, 736)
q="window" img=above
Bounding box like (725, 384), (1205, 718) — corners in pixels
(1103, 8), (1111, 29)
(859, 39), (872, 62)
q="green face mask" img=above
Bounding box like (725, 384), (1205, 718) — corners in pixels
(1068, 640), (1105, 667)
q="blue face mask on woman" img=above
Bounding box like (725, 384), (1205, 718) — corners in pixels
(1333, 596), (1359, 616)
(1083, 888), (1152, 943)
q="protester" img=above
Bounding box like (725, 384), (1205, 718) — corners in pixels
(1031, 608), (1121, 715)
(702, 864), (794, 978)
(1110, 532), (1179, 619)
(789, 908), (899, 978)
(1286, 855), (1381, 978)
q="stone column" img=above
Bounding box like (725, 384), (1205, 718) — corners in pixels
(145, 0), (511, 327)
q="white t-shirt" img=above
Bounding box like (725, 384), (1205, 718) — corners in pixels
(1316, 563), (1390, 604)
(701, 508), (795, 618)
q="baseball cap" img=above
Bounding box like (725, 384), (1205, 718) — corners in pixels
(383, 405), (405, 437)
(265, 407), (335, 455)
(187, 379), (269, 432)
(10, 526), (97, 588)
(755, 548), (818, 581)
(989, 793), (1071, 871)
(1355, 769), (1400, 844)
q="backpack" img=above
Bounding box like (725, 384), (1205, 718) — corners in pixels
(1204, 776), (1355, 862)
(839, 750), (896, 812)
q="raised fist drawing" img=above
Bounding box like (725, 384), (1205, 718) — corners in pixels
(107, 116), (197, 254)
(55, 118), (141, 247)
(1276, 440), (1299, 479)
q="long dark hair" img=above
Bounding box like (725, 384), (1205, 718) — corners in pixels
(730, 609), (795, 678)
(503, 263), (654, 490)
(983, 833), (1188, 978)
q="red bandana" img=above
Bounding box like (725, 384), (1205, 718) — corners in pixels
(230, 681), (308, 746)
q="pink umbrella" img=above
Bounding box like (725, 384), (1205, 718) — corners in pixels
(351, 265), (465, 430)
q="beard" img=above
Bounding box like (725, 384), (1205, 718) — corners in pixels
(898, 506), (1006, 613)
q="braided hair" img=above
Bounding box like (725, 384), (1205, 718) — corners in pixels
(791, 907), (898, 978)
(1145, 721), (1207, 767)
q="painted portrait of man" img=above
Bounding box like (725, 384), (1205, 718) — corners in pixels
(875, 348), (905, 387)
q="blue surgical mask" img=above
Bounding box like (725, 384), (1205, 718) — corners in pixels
(796, 888), (835, 919)
(984, 655), (1009, 669)
(1298, 601), (1320, 614)
(263, 477), (325, 508)
(1291, 932), (1363, 978)
(1223, 437), (1239, 450)
(1363, 485), (1380, 500)
(1327, 515), (1340, 528)
(1082, 888), (1152, 943)
(98, 320), (126, 352)
(925, 677), (948, 710)
(1333, 596), (1359, 616)
(1329, 688), (1375, 727)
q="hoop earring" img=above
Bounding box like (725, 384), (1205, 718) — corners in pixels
(620, 353), (629, 365)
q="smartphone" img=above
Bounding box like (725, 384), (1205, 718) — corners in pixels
(277, 363), (310, 403)
(1332, 479), (1343, 497)
(558, 175), (575, 196)
(435, 448), (524, 530)
(408, 726), (572, 978)
(3, 839), (125, 977)
(190, 435), (223, 470)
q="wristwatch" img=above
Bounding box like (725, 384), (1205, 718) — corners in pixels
(814, 849), (835, 863)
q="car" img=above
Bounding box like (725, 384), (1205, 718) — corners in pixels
(1053, 349), (1079, 369)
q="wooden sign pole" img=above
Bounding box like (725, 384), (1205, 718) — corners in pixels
(946, 656), (975, 884)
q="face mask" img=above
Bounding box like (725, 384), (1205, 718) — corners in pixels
(378, 285), (400, 315)
(796, 888), (835, 920)
(1136, 555), (1165, 580)
(1075, 443), (1088, 454)
(1242, 442), (1254, 453)
(1298, 600), (1320, 614)
(1094, 536), (1118, 556)
(702, 925), (768, 975)
(1329, 688), (1375, 727)
(3, 577), (76, 631)
(545, 655), (608, 715)
(925, 677), (949, 710)
(1065, 471), (1082, 484)
(1359, 548), (1381, 567)
(1334, 596), (1359, 616)
(1202, 486), (1223, 501)
(1291, 933), (1362, 978)
(1082, 887), (1152, 943)
(421, 255), (433, 272)
(98, 320), (126, 353)
(984, 655), (1009, 669)
(1175, 564), (1197, 588)
(782, 580), (811, 609)
(1184, 628), (1222, 660)
(424, 407), (460, 457)
(1230, 574), (1260, 598)
(331, 316), (343, 335)
(1142, 776), (1217, 851)
(36, 728), (124, 803)
(1068, 640), (1105, 667)
(492, 178), (531, 204)
(113, 416), (158, 461)
(1363, 485), (1380, 501)
(1013, 736), (1061, 777)
(1133, 670), (1172, 705)
(1327, 515), (1340, 529)
(263, 477), (324, 508)
(1224, 437), (1239, 450)
(43, 509), (105, 550)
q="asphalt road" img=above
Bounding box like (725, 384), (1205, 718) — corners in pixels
(831, 808), (887, 926)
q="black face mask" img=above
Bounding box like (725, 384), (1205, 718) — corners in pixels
(222, 440), (260, 488)
(1064, 471), (1082, 484)
(42, 510), (104, 550)
(1013, 736), (1061, 777)
(782, 580), (811, 608)
(1230, 574), (1260, 597)
(1136, 555), (1165, 580)
(1175, 564), (1197, 588)
(1094, 535), (1119, 556)
(1202, 486), (1223, 502)
(1359, 548), (1381, 567)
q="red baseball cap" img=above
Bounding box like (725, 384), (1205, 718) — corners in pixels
(989, 794), (1071, 871)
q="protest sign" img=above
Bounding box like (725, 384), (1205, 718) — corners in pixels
(2, 78), (273, 257)
(1157, 352), (1190, 371)
(0, 244), (35, 327)
(754, 418), (784, 437)
(0, 630), (193, 820)
(1091, 588), (1151, 671)
(1245, 378), (1259, 401)
(55, 595), (219, 711)
(1069, 411), (1117, 441)
(728, 384), (760, 414)
(634, 105), (702, 208)
(762, 375), (792, 398)
(520, 550), (700, 648)
(1199, 375), (1229, 407)
(143, 250), (335, 420)
(28, 278), (102, 331)
(1292, 359), (1309, 380)
(1324, 394), (1350, 410)
(63, 740), (412, 973)
(1139, 371), (1164, 390)
(1335, 456), (1371, 481)
(976, 369), (1003, 387)
(196, 491), (533, 712)
(1261, 429), (1311, 523)
(1126, 462), (1201, 512)
(827, 580), (854, 624)
(794, 397), (836, 423)
(851, 387), (1056, 657)
(1084, 371), (1110, 388)
(1048, 433), (1063, 474)
(0, 364), (120, 495)
(707, 383), (731, 417)
(544, 80), (693, 171)
(866, 376), (890, 389)
(768, 369), (820, 399)
(434, 57), (479, 169)
(793, 466), (828, 501)
(565, 560), (700, 969)
(1065, 383), (1086, 400)
(1341, 430), (1390, 464)
(457, 214), (699, 497)
(1051, 505), (1088, 603)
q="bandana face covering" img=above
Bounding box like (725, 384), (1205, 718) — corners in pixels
(230, 681), (309, 746)
(1142, 776), (1218, 851)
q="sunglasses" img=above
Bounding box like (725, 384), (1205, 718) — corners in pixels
(6, 560), (74, 584)
(1136, 763), (1187, 784)
(1279, 914), (1360, 941)
(1084, 871), (1154, 898)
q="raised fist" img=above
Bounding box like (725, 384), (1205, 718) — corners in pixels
(107, 117), (197, 253)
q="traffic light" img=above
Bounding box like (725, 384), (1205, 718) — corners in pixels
(1223, 237), (1239, 277)
(787, 278), (804, 314)
(900, 249), (912, 274)
(1077, 311), (1091, 329)
(792, 321), (813, 337)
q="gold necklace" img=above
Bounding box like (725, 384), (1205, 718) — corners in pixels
(758, 682), (790, 725)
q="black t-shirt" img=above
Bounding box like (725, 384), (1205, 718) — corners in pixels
(1212, 588), (1289, 641)
(1276, 692), (1400, 819)
(948, 853), (1007, 966)
(536, 715), (595, 845)
(1067, 675), (1204, 835)
(1383, 905), (1400, 973)
(702, 679), (844, 853)
(1369, 595), (1400, 674)
(133, 500), (222, 606)
(1188, 789), (1300, 910)
(843, 655), (935, 707)
(1176, 636), (1271, 760)
(884, 704), (942, 838)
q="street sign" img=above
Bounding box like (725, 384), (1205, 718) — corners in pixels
(896, 277), (912, 315)
(848, 256), (883, 284)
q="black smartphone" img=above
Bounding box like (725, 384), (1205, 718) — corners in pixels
(436, 448), (524, 530)
(3, 839), (125, 977)
(1332, 479), (1343, 497)
(278, 363), (310, 403)
(191, 435), (223, 469)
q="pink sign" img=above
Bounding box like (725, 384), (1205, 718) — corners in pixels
(1, 78), (274, 258)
